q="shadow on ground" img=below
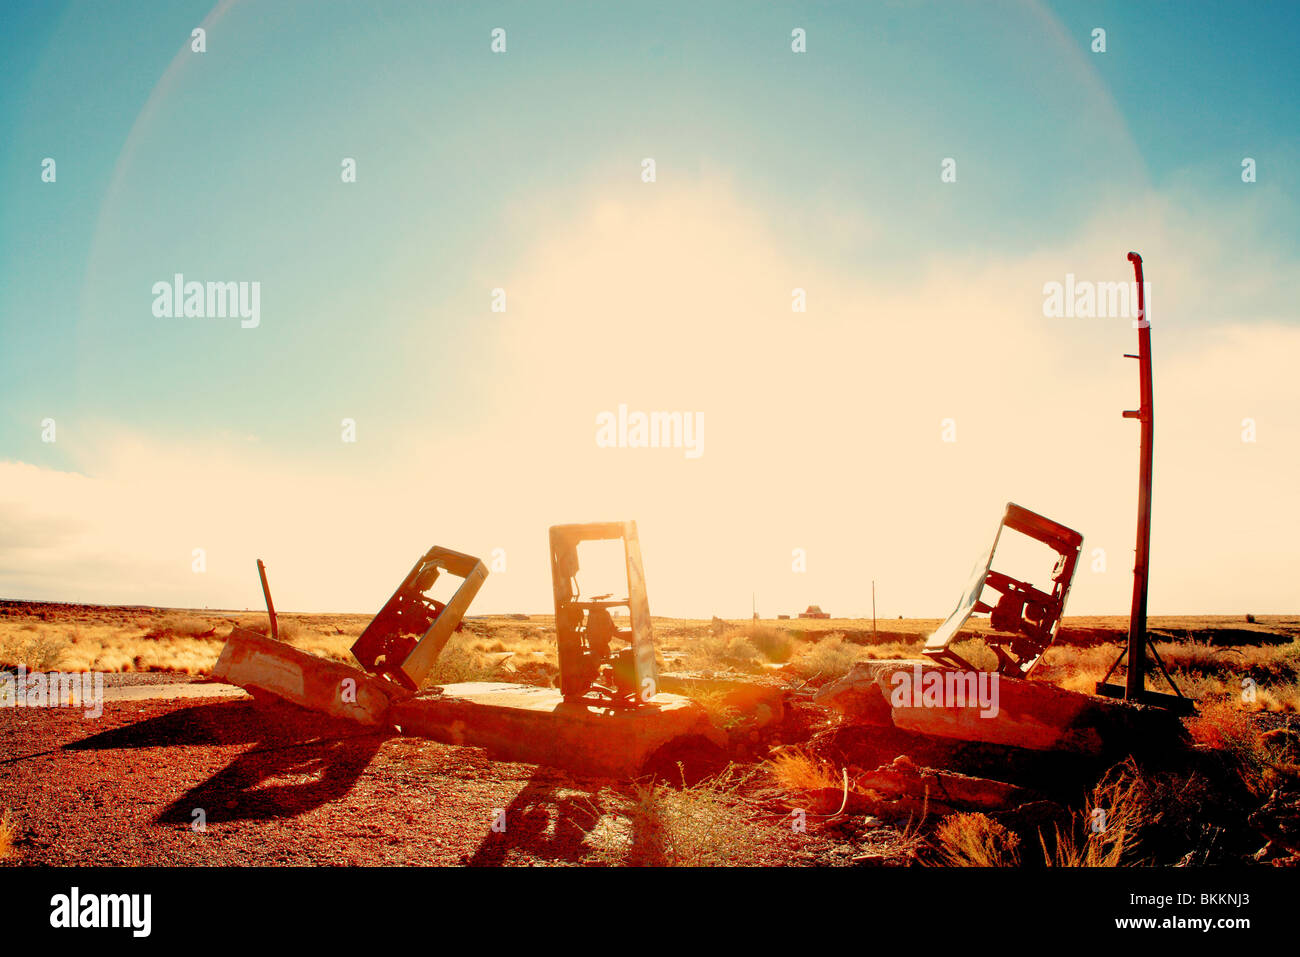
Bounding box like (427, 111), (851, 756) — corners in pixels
(468, 767), (613, 866)
(154, 731), (385, 824)
(65, 698), (388, 825)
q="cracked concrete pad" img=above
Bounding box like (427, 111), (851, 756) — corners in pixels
(392, 682), (725, 777)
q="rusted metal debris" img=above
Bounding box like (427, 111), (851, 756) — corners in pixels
(923, 502), (1083, 677)
(549, 521), (656, 707)
(350, 545), (488, 692)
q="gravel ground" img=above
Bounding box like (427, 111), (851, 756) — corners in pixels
(0, 696), (831, 866)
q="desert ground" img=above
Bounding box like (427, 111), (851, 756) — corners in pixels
(2, 600), (1298, 866)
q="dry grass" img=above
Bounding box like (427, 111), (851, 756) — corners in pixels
(766, 747), (842, 793)
(0, 612), (231, 674)
(1185, 697), (1279, 789)
(682, 632), (763, 671)
(1041, 760), (1148, 866)
(947, 638), (999, 672)
(145, 613), (217, 639)
(465, 623), (559, 686)
(613, 767), (776, 866)
(422, 634), (508, 686)
(1037, 636), (1300, 711)
(860, 640), (925, 660)
(788, 635), (864, 683)
(0, 630), (68, 670)
(685, 688), (744, 730)
(2, 605), (1295, 714)
(678, 624), (798, 672)
(742, 624), (795, 663)
(1188, 698), (1263, 753)
(933, 812), (1022, 866)
(933, 761), (1150, 867)
(0, 809), (14, 860)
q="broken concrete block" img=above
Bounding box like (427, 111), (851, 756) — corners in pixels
(795, 755), (1039, 820)
(390, 682), (725, 777)
(815, 659), (1185, 756)
(212, 627), (397, 726)
(854, 754), (1038, 815)
(808, 721), (1092, 797)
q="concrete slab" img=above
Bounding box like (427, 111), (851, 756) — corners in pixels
(815, 659), (1186, 755)
(391, 682), (725, 777)
(100, 682), (249, 703)
(212, 628), (398, 726)
(211, 632), (728, 774)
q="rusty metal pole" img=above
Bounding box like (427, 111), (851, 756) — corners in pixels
(1122, 252), (1151, 699)
(872, 580), (877, 636)
(1095, 252), (1190, 711)
(257, 558), (278, 640)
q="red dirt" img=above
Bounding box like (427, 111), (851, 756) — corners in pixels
(0, 696), (832, 866)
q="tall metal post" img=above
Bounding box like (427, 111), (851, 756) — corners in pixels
(257, 558), (278, 640)
(1093, 253), (1190, 711)
(1122, 252), (1151, 698)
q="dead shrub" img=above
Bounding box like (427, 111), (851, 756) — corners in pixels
(0, 632), (68, 671)
(934, 812), (1022, 867)
(1186, 698), (1273, 787)
(743, 625), (795, 663)
(1040, 759), (1148, 866)
(789, 635), (861, 683)
(686, 688), (743, 730)
(147, 614), (216, 639)
(948, 638), (999, 672)
(766, 747), (841, 793)
(621, 767), (772, 866)
(684, 633), (762, 671)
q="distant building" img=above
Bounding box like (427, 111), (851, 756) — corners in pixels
(798, 605), (830, 619)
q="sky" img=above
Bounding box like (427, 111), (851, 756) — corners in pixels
(1, 0), (1297, 618)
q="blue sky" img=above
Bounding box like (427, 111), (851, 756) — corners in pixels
(1, 1), (1297, 615)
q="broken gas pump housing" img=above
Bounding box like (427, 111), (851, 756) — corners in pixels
(350, 545), (488, 693)
(924, 503), (1083, 678)
(549, 521), (657, 707)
